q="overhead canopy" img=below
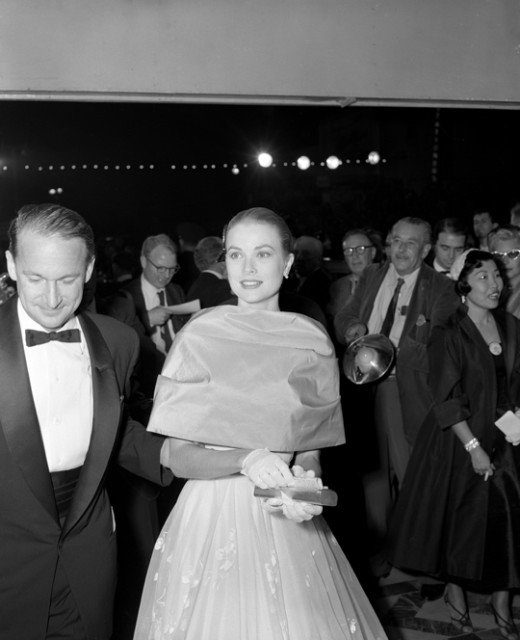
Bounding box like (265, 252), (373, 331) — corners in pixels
(1, 0), (519, 107)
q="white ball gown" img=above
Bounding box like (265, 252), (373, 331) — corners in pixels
(133, 474), (387, 640)
(133, 307), (387, 640)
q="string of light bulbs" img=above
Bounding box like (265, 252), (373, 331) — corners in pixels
(0, 151), (384, 174)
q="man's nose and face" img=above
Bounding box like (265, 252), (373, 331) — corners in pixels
(342, 233), (375, 276)
(141, 245), (178, 289)
(434, 232), (466, 271)
(473, 212), (495, 243)
(389, 222), (431, 276)
(6, 229), (94, 331)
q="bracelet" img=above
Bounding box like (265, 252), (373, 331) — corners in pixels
(464, 437), (480, 452)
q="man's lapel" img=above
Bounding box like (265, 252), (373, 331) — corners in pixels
(0, 298), (58, 522)
(360, 264), (389, 324)
(400, 264), (431, 344)
(64, 313), (121, 533)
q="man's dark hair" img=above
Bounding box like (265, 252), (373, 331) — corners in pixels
(8, 203), (95, 261)
(432, 217), (468, 245)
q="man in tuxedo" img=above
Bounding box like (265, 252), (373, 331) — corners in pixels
(428, 217), (467, 277)
(335, 217), (460, 546)
(0, 204), (171, 640)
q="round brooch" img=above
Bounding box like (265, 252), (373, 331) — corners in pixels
(489, 341), (502, 356)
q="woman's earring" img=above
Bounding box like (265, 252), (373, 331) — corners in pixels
(461, 295), (466, 304)
(284, 271), (290, 279)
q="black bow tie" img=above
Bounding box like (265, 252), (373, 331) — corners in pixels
(25, 328), (81, 347)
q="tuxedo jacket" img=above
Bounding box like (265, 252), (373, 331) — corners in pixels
(0, 297), (171, 640)
(334, 262), (461, 443)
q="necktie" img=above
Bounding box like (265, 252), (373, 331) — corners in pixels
(25, 328), (81, 347)
(380, 278), (405, 337)
(157, 290), (173, 352)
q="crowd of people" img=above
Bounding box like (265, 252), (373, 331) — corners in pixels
(1, 200), (520, 640)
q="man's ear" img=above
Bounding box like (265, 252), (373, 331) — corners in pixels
(5, 250), (17, 282)
(421, 243), (432, 260)
(85, 257), (95, 283)
(140, 254), (147, 271)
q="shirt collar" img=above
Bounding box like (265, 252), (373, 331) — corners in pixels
(17, 299), (85, 350)
(388, 262), (421, 287)
(433, 259), (450, 274)
(141, 273), (163, 295)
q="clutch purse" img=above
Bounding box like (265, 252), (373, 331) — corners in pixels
(254, 486), (338, 507)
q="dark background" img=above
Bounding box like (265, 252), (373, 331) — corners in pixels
(0, 101), (518, 256)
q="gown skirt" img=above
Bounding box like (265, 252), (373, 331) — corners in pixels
(133, 475), (387, 640)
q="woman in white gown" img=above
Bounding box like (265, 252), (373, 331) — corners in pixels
(134, 207), (387, 640)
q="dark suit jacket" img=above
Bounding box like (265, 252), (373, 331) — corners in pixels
(0, 297), (171, 640)
(296, 267), (332, 314)
(334, 262), (461, 443)
(119, 277), (187, 336)
(105, 278), (187, 397)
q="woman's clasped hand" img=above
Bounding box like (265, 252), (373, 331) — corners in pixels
(240, 448), (295, 488)
(241, 449), (324, 522)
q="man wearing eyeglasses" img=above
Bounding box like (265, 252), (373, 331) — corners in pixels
(109, 235), (186, 373)
(328, 229), (376, 316)
(489, 226), (520, 319)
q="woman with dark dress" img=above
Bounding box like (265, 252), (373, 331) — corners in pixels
(389, 250), (520, 640)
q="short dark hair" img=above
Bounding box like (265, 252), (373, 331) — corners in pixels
(8, 203), (95, 261)
(432, 217), (467, 244)
(224, 207), (294, 255)
(456, 249), (503, 297)
(473, 209), (495, 223)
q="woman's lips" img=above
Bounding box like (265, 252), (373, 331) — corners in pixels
(240, 280), (262, 289)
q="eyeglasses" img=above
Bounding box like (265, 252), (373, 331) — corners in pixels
(146, 257), (180, 275)
(343, 245), (373, 256)
(492, 250), (520, 261)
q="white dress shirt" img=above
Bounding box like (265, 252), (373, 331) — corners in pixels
(433, 259), (453, 278)
(18, 301), (93, 472)
(140, 275), (175, 355)
(368, 263), (421, 348)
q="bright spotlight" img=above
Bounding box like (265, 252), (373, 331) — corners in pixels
(257, 152), (273, 168)
(57, 187), (63, 194)
(297, 156), (311, 171)
(231, 166), (240, 175)
(49, 188), (56, 195)
(326, 156), (341, 170)
(367, 151), (381, 165)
